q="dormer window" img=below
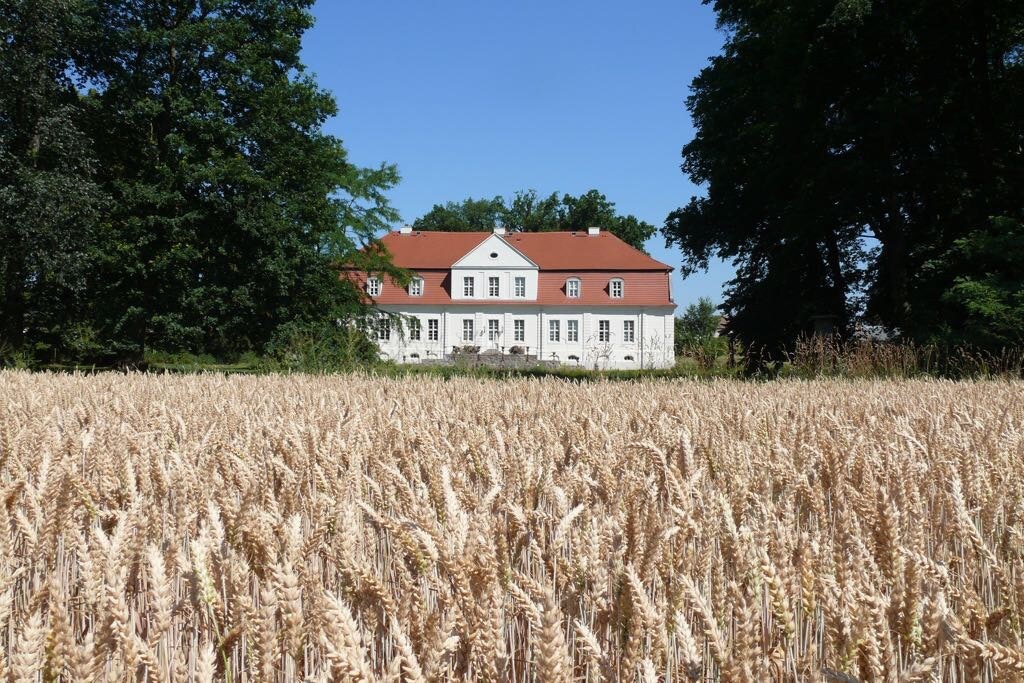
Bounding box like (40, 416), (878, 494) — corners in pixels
(366, 276), (382, 297)
(463, 276), (474, 297)
(609, 278), (624, 298)
(408, 277), (423, 296)
(566, 278), (581, 298)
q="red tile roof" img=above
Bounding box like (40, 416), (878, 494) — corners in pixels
(378, 230), (672, 271)
(352, 230), (676, 307)
(504, 231), (671, 271)
(378, 232), (490, 269)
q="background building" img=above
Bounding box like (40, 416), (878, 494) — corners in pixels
(362, 227), (676, 369)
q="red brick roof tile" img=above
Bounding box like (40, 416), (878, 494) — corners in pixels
(353, 230), (676, 307)
(378, 230), (671, 271)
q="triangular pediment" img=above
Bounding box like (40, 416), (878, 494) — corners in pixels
(451, 234), (538, 269)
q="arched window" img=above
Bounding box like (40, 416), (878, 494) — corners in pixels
(366, 276), (382, 297)
(609, 278), (624, 298)
(566, 277), (581, 298)
(408, 276), (423, 296)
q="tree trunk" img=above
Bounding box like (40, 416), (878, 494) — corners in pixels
(879, 227), (909, 332)
(823, 229), (850, 338)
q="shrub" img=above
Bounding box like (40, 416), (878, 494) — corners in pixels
(262, 320), (379, 372)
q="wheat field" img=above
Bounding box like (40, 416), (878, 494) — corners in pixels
(0, 371), (1022, 682)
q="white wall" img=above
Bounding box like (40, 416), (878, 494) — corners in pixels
(374, 305), (675, 369)
(451, 234), (538, 301)
(449, 270), (538, 301)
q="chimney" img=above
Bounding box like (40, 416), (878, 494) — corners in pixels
(493, 225), (506, 235)
(587, 226), (600, 236)
(399, 225), (413, 234)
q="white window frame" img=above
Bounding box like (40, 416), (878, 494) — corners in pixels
(609, 278), (624, 299)
(488, 276), (500, 298)
(566, 278), (581, 298)
(463, 276), (475, 297)
(409, 318), (421, 341)
(408, 276), (423, 296)
(427, 319), (439, 341)
(513, 319), (525, 342)
(598, 320), (610, 342)
(623, 319), (635, 343)
(549, 319), (560, 342)
(567, 319), (579, 342)
(514, 276), (526, 298)
(462, 319), (474, 342)
(376, 317), (390, 341)
(366, 276), (381, 297)
(488, 319), (500, 341)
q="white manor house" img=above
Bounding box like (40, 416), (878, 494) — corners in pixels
(359, 226), (677, 369)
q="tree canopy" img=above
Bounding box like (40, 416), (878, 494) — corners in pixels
(664, 0), (1024, 353)
(0, 0), (102, 359)
(413, 189), (657, 252)
(0, 0), (400, 366)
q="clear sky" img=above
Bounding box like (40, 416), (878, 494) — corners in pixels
(303, 1), (733, 309)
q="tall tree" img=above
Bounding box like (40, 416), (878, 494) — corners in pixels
(664, 0), (1024, 352)
(0, 0), (101, 361)
(79, 0), (400, 362)
(412, 189), (657, 251)
(412, 196), (505, 232)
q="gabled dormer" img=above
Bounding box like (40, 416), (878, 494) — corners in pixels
(450, 231), (539, 300)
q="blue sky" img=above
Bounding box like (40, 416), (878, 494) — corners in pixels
(303, 1), (732, 308)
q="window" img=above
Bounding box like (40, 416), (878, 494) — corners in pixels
(609, 278), (624, 298)
(549, 319), (560, 342)
(428, 319), (439, 341)
(463, 319), (475, 341)
(376, 318), (390, 341)
(566, 278), (581, 298)
(488, 319), (500, 341)
(598, 320), (610, 342)
(366, 277), (381, 297)
(408, 277), (423, 296)
(488, 276), (500, 297)
(463, 276), (475, 297)
(513, 319), (525, 342)
(567, 319), (579, 342)
(623, 320), (635, 343)
(514, 276), (526, 298)
(409, 318), (421, 341)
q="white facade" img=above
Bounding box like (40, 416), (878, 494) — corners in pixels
(366, 229), (677, 369)
(450, 234), (539, 301)
(373, 305), (675, 370)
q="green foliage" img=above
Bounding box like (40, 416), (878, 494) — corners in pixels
(665, 0), (1024, 354)
(81, 0), (401, 362)
(0, 0), (401, 368)
(413, 189), (657, 251)
(926, 217), (1024, 347)
(0, 0), (103, 362)
(675, 298), (719, 350)
(262, 321), (380, 373)
(674, 298), (727, 368)
(413, 196), (506, 232)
